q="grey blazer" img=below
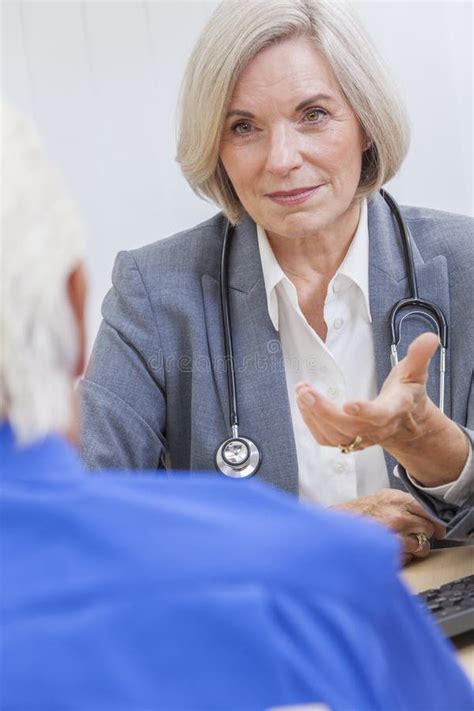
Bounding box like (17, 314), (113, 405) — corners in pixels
(80, 193), (474, 538)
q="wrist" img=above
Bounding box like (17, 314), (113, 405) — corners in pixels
(386, 407), (470, 486)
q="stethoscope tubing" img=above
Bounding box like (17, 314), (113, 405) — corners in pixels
(215, 189), (448, 477)
(220, 219), (239, 437)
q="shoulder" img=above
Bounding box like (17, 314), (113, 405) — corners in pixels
(101, 212), (230, 340)
(82, 474), (399, 609)
(400, 203), (473, 264)
(120, 211), (228, 284)
(401, 203), (473, 233)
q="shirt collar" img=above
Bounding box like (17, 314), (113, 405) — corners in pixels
(256, 198), (372, 331)
(256, 221), (287, 331)
(331, 198), (372, 323)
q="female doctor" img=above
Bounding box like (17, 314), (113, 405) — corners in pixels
(80, 0), (474, 561)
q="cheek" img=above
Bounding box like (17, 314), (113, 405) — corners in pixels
(322, 132), (362, 163)
(313, 120), (364, 162)
(316, 141), (363, 189)
(220, 146), (260, 195)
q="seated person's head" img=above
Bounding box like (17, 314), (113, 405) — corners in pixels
(1, 102), (87, 445)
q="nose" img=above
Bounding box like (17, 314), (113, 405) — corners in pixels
(265, 123), (303, 176)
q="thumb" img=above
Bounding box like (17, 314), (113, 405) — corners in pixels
(402, 332), (439, 384)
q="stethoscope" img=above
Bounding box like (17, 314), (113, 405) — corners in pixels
(214, 189), (448, 478)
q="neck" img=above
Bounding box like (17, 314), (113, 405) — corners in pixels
(267, 200), (361, 286)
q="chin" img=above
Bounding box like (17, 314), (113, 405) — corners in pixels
(265, 208), (333, 240)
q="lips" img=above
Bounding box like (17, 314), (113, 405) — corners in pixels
(265, 184), (322, 206)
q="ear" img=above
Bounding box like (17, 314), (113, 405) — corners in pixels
(67, 263), (87, 377)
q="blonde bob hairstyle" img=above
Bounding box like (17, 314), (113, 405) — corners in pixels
(177, 0), (410, 224)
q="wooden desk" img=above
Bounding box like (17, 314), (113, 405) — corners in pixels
(402, 546), (474, 681)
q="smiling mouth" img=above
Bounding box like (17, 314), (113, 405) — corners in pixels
(265, 185), (323, 205)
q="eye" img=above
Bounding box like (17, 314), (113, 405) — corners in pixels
(231, 120), (253, 136)
(303, 108), (327, 123)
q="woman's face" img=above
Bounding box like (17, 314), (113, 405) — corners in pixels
(219, 36), (367, 241)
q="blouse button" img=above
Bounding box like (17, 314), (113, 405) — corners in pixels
(327, 386), (341, 400)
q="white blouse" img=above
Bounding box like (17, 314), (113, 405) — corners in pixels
(256, 199), (472, 507)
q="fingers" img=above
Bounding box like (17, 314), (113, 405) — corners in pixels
(296, 384), (361, 444)
(405, 500), (446, 539)
(403, 532), (431, 559)
(296, 385), (345, 425)
(402, 332), (439, 384)
(404, 513), (436, 540)
(296, 381), (413, 445)
(398, 502), (435, 559)
(344, 332), (439, 424)
(301, 414), (346, 447)
(363, 491), (435, 541)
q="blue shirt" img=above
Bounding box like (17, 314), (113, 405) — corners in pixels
(1, 423), (472, 710)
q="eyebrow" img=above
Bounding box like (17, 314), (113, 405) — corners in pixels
(295, 93), (333, 111)
(225, 93), (334, 120)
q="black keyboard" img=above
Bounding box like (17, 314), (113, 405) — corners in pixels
(418, 574), (474, 638)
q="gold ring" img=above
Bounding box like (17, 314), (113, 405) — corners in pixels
(338, 435), (363, 454)
(413, 532), (429, 553)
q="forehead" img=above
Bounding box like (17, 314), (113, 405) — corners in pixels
(229, 36), (342, 106)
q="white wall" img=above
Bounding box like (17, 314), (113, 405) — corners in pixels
(2, 0), (472, 348)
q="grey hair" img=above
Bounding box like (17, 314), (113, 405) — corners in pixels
(1, 102), (85, 444)
(177, 0), (410, 223)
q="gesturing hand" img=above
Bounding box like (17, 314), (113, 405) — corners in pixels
(295, 332), (469, 485)
(296, 332), (439, 451)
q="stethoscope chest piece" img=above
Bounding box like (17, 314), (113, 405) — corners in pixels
(215, 436), (261, 478)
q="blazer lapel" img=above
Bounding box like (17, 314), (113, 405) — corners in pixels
(368, 194), (451, 486)
(201, 215), (299, 494)
(201, 197), (452, 495)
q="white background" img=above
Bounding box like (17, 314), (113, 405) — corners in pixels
(2, 0), (473, 348)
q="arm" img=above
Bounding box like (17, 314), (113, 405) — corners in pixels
(80, 251), (167, 470)
(269, 511), (473, 709)
(396, 434), (474, 541)
(397, 464), (474, 541)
